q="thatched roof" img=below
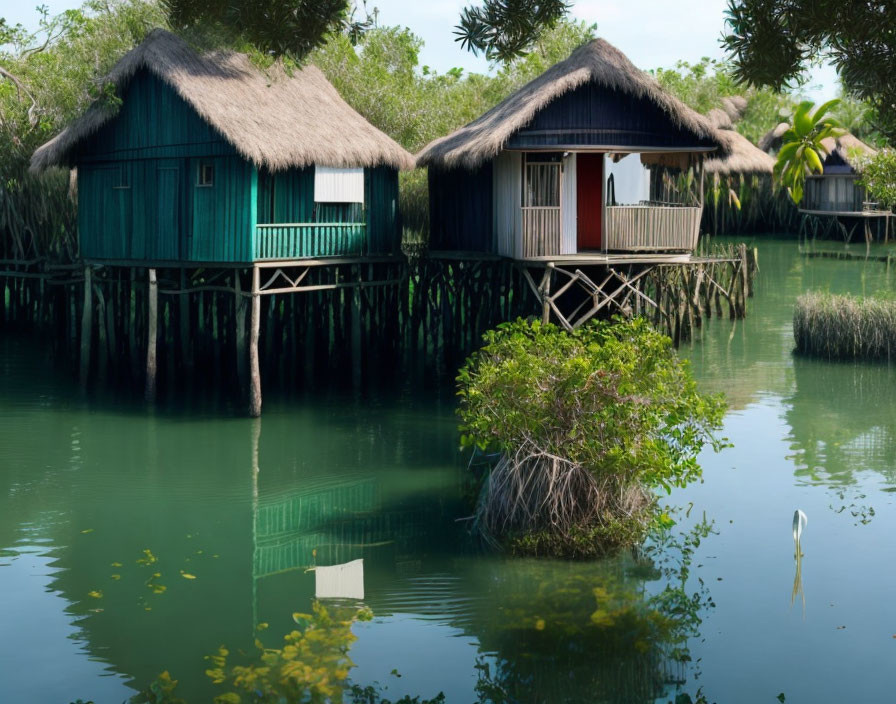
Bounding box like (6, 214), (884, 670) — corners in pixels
(703, 108), (775, 176)
(31, 29), (413, 172)
(820, 132), (877, 170)
(759, 122), (876, 170)
(758, 122), (790, 153)
(416, 38), (724, 170)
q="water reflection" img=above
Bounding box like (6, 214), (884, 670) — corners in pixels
(7, 239), (896, 702)
(786, 359), (896, 488)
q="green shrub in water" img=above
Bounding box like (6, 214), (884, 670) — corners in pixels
(457, 318), (727, 557)
(794, 291), (896, 361)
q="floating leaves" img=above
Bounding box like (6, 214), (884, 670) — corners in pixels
(136, 549), (158, 566)
(110, 574), (121, 581)
(110, 562), (122, 568)
(87, 590), (103, 599)
(80, 528), (94, 534)
(180, 571), (196, 580)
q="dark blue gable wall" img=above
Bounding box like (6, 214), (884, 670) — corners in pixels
(505, 82), (717, 151)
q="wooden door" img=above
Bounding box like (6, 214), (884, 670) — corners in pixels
(577, 153), (603, 250)
(155, 162), (181, 260)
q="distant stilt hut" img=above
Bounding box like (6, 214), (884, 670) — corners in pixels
(760, 122), (889, 242)
(417, 39), (727, 259)
(759, 123), (879, 214)
(30, 29), (414, 263)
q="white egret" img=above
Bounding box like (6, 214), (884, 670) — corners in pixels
(793, 509), (808, 547)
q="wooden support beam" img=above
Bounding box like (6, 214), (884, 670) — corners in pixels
(249, 265), (262, 417)
(540, 267), (552, 324)
(79, 265), (92, 389)
(235, 270), (248, 394)
(145, 268), (158, 403)
(179, 269), (191, 369)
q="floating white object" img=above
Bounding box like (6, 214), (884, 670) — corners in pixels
(314, 559), (364, 600)
(793, 509), (808, 543)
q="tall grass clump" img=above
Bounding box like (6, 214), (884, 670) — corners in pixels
(794, 292), (896, 361)
(457, 318), (727, 558)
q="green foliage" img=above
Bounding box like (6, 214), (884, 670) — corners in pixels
(774, 99), (843, 204)
(162, 0), (350, 63)
(722, 0), (896, 142)
(653, 57), (794, 144)
(455, 0), (571, 63)
(204, 601), (370, 702)
(129, 671), (186, 704)
(830, 91), (887, 147)
(794, 291), (896, 361)
(471, 516), (716, 700)
(857, 148), (896, 210)
(0, 0), (165, 260)
(457, 318), (726, 556)
(458, 318), (726, 490)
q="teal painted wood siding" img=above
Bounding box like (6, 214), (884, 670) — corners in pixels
(253, 166), (400, 259)
(75, 70), (236, 163)
(75, 68), (399, 263)
(365, 166), (400, 254)
(189, 157), (255, 262)
(79, 156), (254, 262)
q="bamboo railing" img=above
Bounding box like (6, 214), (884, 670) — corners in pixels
(522, 206), (561, 257)
(604, 205), (701, 252)
(255, 223), (366, 259)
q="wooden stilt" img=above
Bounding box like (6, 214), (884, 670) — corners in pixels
(235, 270), (248, 394)
(249, 265), (262, 417)
(541, 267), (552, 324)
(180, 268), (191, 370)
(79, 265), (93, 389)
(145, 268), (158, 403)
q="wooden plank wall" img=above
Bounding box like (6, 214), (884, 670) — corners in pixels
(493, 151), (522, 258)
(804, 176), (866, 212)
(428, 163), (494, 251)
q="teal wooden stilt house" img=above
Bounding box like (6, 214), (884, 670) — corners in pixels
(30, 29), (414, 417)
(31, 29), (414, 263)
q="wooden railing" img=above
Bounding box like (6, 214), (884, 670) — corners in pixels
(604, 205), (701, 252)
(522, 206), (561, 257)
(254, 223), (366, 260)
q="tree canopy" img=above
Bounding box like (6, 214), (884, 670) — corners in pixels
(722, 0), (896, 141)
(455, 0), (571, 62)
(652, 57), (794, 144)
(161, 0), (351, 62)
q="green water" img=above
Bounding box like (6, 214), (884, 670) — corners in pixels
(3, 239), (896, 703)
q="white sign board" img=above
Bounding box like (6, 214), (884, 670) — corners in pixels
(314, 166), (365, 204)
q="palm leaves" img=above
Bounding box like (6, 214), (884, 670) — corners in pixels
(775, 99), (845, 204)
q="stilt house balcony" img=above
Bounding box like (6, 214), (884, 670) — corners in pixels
(255, 222), (367, 259)
(520, 202), (701, 257)
(602, 203), (702, 252)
